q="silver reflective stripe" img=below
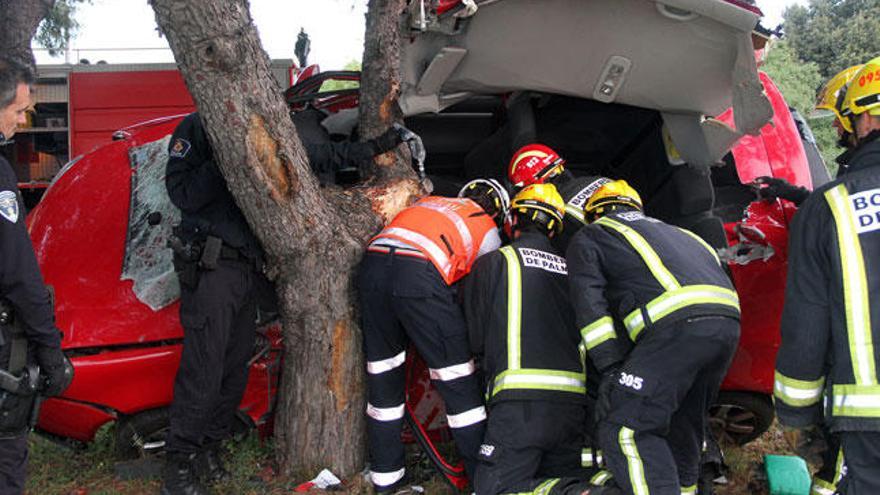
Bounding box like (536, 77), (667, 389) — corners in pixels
(811, 481), (835, 495)
(382, 227), (453, 278)
(370, 468), (405, 487)
(581, 449), (603, 467)
(366, 403), (405, 422)
(415, 201), (474, 258)
(591, 470), (612, 485)
(619, 427), (649, 495)
(624, 285), (740, 339)
(430, 360), (476, 381)
(681, 484), (697, 495)
(825, 185), (877, 386)
(831, 385), (880, 416)
(565, 204), (586, 224)
(501, 246), (523, 370)
(773, 371), (824, 407)
(367, 351), (406, 375)
(493, 371), (586, 394)
(447, 405), (487, 428)
(581, 316), (615, 350)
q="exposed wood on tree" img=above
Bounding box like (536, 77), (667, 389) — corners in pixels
(149, 0), (423, 477)
(0, 0), (56, 69)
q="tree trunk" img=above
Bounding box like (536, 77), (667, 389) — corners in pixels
(0, 0), (55, 69)
(149, 0), (421, 478)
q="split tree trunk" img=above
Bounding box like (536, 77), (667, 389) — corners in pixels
(0, 0), (55, 69)
(150, 0), (422, 477)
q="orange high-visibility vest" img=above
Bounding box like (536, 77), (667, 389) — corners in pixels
(371, 197), (498, 285)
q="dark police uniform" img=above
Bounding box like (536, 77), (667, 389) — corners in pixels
(567, 210), (740, 495)
(164, 112), (399, 492)
(464, 230), (608, 495)
(774, 131), (880, 495)
(164, 114), (264, 483)
(0, 150), (63, 494)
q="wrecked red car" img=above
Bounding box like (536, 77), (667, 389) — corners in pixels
(27, 0), (828, 473)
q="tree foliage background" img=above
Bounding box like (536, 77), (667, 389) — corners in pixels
(762, 0), (880, 174)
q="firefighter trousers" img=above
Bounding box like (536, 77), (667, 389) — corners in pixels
(837, 431), (880, 495)
(597, 316), (739, 495)
(811, 427), (844, 495)
(359, 251), (486, 490)
(166, 257), (258, 456)
(474, 400), (608, 495)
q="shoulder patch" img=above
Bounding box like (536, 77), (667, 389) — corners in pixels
(517, 247), (567, 275)
(0, 190), (19, 224)
(169, 137), (192, 158)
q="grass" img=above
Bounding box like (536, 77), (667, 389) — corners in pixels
(25, 422), (801, 494)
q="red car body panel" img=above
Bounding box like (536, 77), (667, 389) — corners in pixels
(716, 71), (810, 395)
(26, 56), (811, 445)
(28, 116), (281, 442)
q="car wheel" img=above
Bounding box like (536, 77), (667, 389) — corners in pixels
(115, 408), (170, 460)
(709, 391), (774, 445)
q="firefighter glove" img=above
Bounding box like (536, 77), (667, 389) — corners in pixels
(783, 424), (828, 467)
(36, 345), (74, 397)
(370, 126), (405, 155)
(754, 176), (810, 205)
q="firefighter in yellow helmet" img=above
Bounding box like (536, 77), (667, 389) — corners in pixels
(567, 180), (740, 495)
(775, 57), (880, 495)
(464, 184), (611, 494)
(755, 65), (865, 206)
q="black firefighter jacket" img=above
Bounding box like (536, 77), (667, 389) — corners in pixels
(554, 175), (611, 252)
(566, 210), (740, 373)
(775, 131), (880, 432)
(463, 230), (587, 406)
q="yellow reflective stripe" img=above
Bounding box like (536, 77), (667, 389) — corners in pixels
(812, 478), (836, 495)
(581, 316), (616, 350)
(831, 384), (880, 417)
(492, 369), (587, 396)
(681, 484), (697, 495)
(597, 217), (680, 290)
(677, 227), (722, 266)
(624, 285), (740, 340)
(581, 448), (604, 467)
(501, 246), (522, 370)
(506, 478), (561, 495)
(565, 204), (586, 224)
(619, 427), (649, 495)
(591, 470), (612, 485)
(773, 371), (825, 407)
(825, 185), (876, 386)
(833, 447), (845, 484)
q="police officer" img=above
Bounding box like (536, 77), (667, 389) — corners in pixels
(162, 112), (409, 495)
(774, 57), (880, 495)
(567, 180), (740, 495)
(508, 143), (611, 251)
(0, 56), (72, 494)
(464, 184), (609, 495)
(359, 179), (508, 492)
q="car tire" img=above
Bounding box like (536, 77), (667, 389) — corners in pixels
(115, 408), (170, 460)
(709, 391), (774, 445)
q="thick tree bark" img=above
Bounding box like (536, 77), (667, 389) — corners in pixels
(0, 0), (55, 69)
(149, 0), (421, 478)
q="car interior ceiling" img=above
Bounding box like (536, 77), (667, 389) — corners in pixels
(404, 91), (748, 248)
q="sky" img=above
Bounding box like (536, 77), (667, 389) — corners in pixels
(35, 0), (805, 70)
